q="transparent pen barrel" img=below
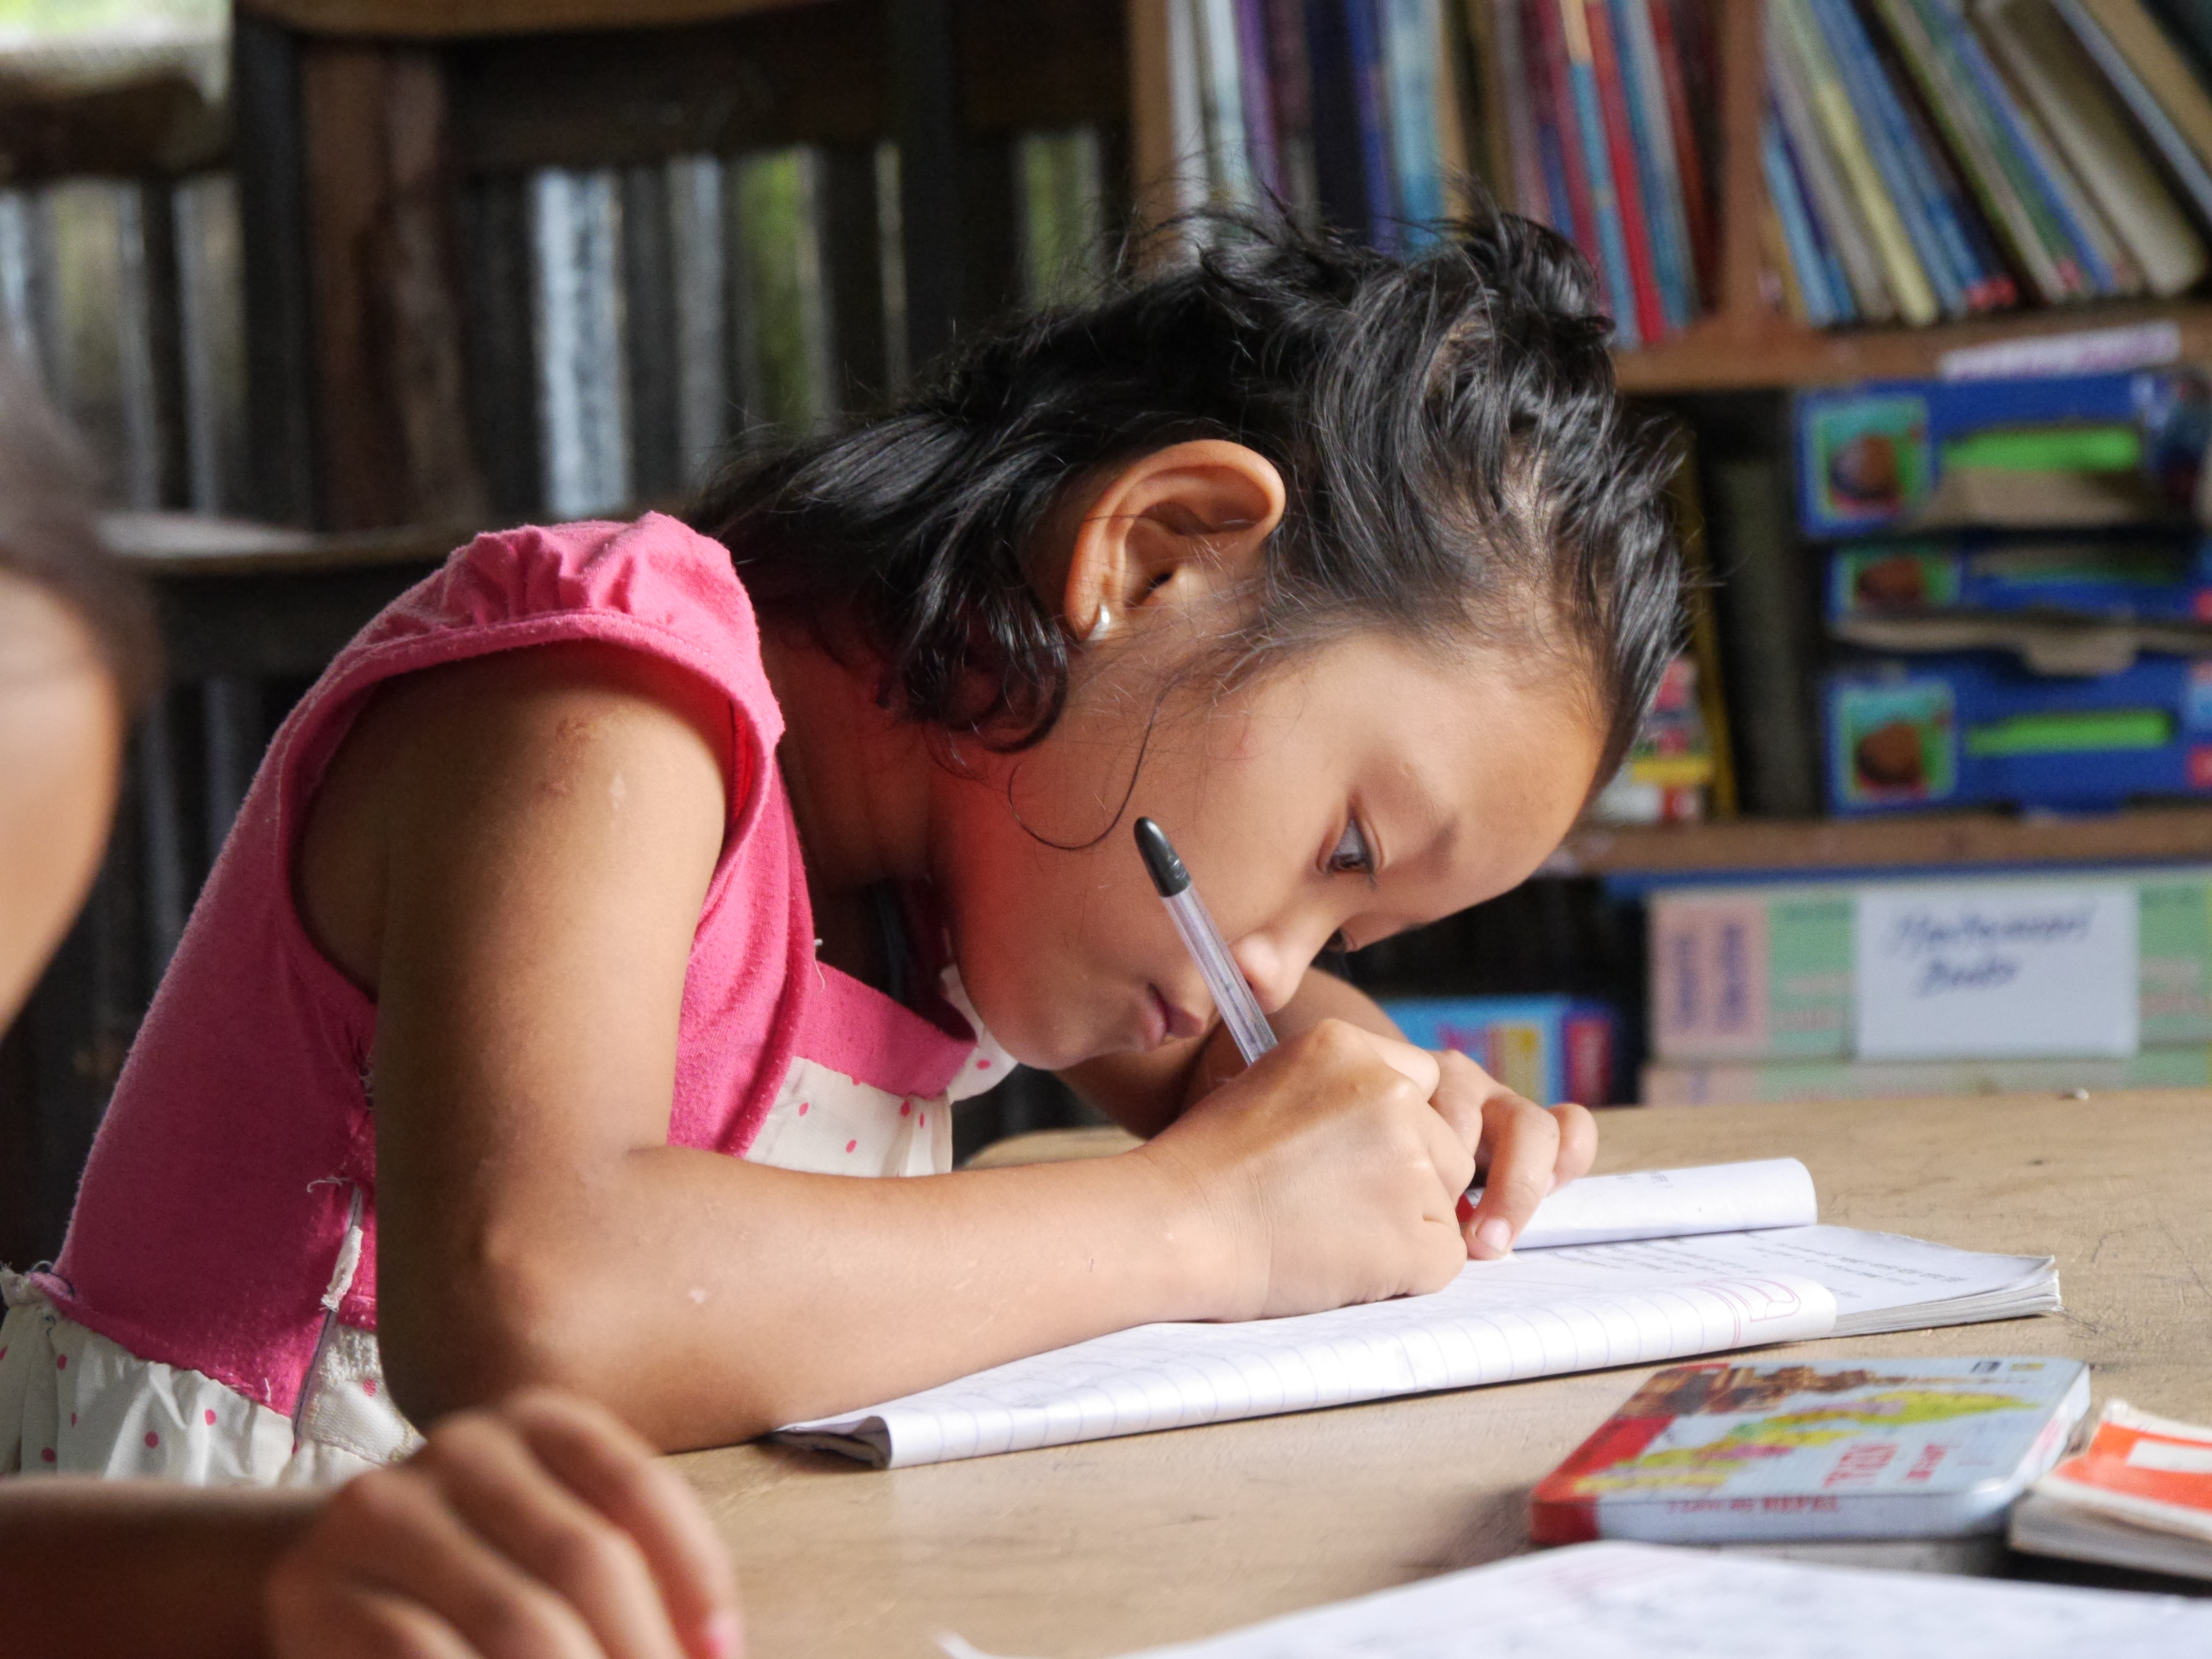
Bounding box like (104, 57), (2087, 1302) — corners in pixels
(1163, 887), (1276, 1063)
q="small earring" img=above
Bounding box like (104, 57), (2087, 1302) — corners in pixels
(1085, 609), (1115, 643)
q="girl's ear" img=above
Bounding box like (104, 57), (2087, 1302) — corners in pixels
(1058, 440), (1287, 643)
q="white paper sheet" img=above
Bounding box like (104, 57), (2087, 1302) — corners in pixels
(1509, 1158), (1818, 1249)
(1054, 1540), (2212, 1659)
(781, 1257), (1836, 1467)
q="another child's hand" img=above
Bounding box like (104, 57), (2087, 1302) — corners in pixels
(1427, 1047), (1597, 1261)
(265, 1389), (741, 1659)
(1142, 1018), (1472, 1321)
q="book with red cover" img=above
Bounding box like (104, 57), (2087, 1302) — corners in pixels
(2011, 1400), (2212, 1580)
(1579, 0), (1668, 341)
(1532, 1356), (2090, 1545)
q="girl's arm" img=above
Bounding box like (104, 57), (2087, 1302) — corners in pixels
(330, 648), (1478, 1449)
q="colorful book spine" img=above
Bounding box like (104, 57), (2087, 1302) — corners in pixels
(1774, 0), (1939, 324)
(1769, 18), (1899, 319)
(1196, 0), (1259, 205)
(1382, 0), (1449, 241)
(1806, 0), (1972, 317)
(1306, 0), (1377, 235)
(2053, 0), (2212, 224)
(1235, 0), (1286, 200)
(1488, 0), (1554, 219)
(1556, 0), (1645, 344)
(1919, 0), (2104, 297)
(1265, 0), (1324, 223)
(1344, 0), (1404, 247)
(1858, 4), (2019, 308)
(1648, 0), (1718, 301)
(1612, 0), (1699, 326)
(1876, 0), (2071, 302)
(1529, 0), (1611, 307)
(1764, 110), (1846, 325)
(1580, 0), (1667, 341)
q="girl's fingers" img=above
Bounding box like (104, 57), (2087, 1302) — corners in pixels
(295, 1463), (605, 1659)
(409, 1409), (691, 1659)
(271, 1577), (481, 1659)
(502, 1391), (743, 1659)
(1464, 1093), (1563, 1260)
(1549, 1102), (1599, 1188)
(1424, 1049), (1489, 1156)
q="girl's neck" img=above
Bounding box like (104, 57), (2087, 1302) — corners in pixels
(757, 626), (937, 898)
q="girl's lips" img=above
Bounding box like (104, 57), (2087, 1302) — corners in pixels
(1148, 985), (1206, 1045)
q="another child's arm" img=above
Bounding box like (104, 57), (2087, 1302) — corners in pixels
(0, 1392), (739, 1659)
(323, 648), (1482, 1449)
(1063, 967), (1598, 1259)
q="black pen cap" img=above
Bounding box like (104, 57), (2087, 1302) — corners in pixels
(1133, 817), (1190, 898)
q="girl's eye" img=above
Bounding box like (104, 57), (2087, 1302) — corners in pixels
(1326, 817), (1374, 876)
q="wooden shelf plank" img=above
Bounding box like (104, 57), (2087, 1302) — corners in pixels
(1614, 304), (2212, 396)
(237, 0), (822, 40)
(1551, 807), (2212, 877)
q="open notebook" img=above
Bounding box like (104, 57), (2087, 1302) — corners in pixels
(940, 1540), (2212, 1659)
(778, 1159), (2059, 1468)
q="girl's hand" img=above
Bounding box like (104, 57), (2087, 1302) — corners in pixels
(1427, 1047), (1598, 1261)
(1138, 1018), (1473, 1321)
(264, 1390), (741, 1659)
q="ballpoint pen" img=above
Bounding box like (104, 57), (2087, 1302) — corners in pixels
(1133, 816), (1277, 1064)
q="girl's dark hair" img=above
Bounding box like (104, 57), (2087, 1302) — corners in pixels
(0, 350), (160, 709)
(693, 206), (1680, 777)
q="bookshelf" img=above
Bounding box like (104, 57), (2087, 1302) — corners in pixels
(1553, 803), (2212, 876)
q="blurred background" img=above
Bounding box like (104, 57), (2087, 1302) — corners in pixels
(12, 0), (2212, 1263)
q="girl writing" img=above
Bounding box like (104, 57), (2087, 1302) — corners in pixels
(4, 211), (1678, 1478)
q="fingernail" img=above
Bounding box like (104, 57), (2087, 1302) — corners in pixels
(704, 1610), (745, 1659)
(1476, 1218), (1512, 1258)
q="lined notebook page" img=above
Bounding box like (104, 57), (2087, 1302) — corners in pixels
(780, 1258), (1835, 1468)
(1511, 1158), (1818, 1249)
(1051, 1540), (2212, 1659)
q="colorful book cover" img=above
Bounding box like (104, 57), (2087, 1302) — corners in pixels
(1532, 1358), (2092, 1545)
(2012, 1400), (2212, 1578)
(1554, 0), (1643, 344)
(1380, 996), (1617, 1105)
(1610, 0), (1698, 327)
(1579, 0), (1666, 341)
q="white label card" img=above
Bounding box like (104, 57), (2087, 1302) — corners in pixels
(1853, 882), (2138, 1061)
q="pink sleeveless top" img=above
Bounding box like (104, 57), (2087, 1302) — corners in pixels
(42, 515), (986, 1418)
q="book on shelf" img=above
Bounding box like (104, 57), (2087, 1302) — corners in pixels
(1979, 0), (2209, 297)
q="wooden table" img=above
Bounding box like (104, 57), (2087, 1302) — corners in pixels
(672, 1091), (2212, 1659)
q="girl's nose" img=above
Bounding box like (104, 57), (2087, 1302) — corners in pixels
(1230, 928), (1322, 1016)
